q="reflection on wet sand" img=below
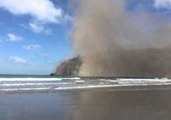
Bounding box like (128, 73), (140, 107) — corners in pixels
(0, 86), (171, 120)
(74, 88), (171, 120)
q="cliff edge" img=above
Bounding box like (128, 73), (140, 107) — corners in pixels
(54, 56), (82, 76)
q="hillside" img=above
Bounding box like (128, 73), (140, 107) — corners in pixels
(54, 56), (82, 76)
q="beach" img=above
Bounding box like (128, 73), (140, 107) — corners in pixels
(0, 85), (171, 120)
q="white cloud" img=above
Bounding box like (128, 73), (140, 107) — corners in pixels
(7, 33), (23, 42)
(64, 14), (73, 23)
(23, 44), (42, 50)
(29, 22), (52, 34)
(154, 0), (171, 9)
(0, 0), (63, 23)
(29, 22), (44, 33)
(9, 56), (27, 64)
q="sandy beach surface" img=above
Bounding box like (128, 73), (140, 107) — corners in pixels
(0, 85), (171, 120)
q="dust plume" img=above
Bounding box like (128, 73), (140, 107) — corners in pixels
(72, 0), (171, 77)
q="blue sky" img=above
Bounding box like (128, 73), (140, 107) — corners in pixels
(0, 0), (170, 75)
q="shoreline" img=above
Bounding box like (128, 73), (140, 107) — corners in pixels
(1, 84), (171, 95)
(0, 85), (171, 120)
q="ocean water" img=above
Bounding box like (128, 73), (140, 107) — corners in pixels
(1, 75), (171, 120)
(0, 74), (171, 93)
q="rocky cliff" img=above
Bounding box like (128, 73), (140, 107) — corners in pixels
(54, 56), (82, 76)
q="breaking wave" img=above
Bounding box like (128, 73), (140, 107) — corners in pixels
(0, 77), (171, 92)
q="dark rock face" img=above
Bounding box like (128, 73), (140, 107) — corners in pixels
(54, 56), (82, 76)
(50, 73), (55, 76)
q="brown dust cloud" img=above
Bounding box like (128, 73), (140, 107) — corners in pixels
(71, 0), (171, 77)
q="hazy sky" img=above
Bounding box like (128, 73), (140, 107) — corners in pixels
(0, 0), (170, 75)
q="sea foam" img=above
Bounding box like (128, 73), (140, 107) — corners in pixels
(0, 78), (171, 92)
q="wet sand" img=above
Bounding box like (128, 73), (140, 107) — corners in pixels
(0, 85), (171, 120)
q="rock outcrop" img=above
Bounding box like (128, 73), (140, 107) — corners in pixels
(54, 56), (82, 76)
